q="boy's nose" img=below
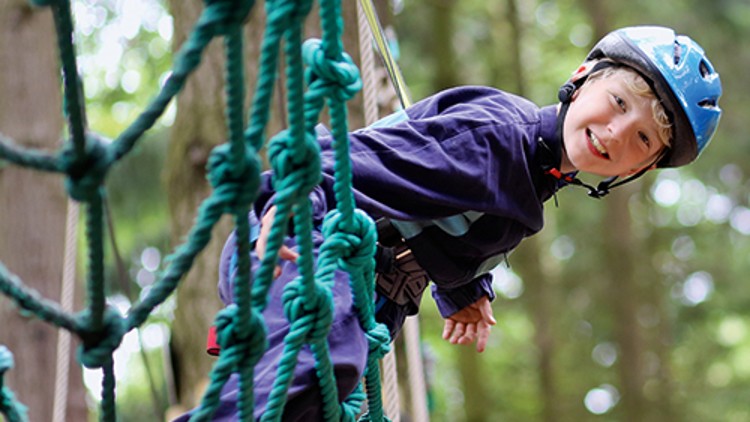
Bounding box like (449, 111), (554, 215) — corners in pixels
(607, 116), (638, 144)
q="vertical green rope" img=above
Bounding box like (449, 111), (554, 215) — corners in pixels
(50, 0), (87, 155)
(84, 190), (106, 331)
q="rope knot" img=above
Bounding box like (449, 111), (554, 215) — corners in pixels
(202, 0), (254, 30)
(303, 38), (362, 102)
(268, 130), (322, 199)
(75, 307), (126, 370)
(365, 323), (391, 360)
(214, 305), (268, 363)
(60, 134), (111, 202)
(282, 278), (334, 342)
(207, 143), (261, 212)
(0, 347), (13, 376)
(321, 209), (377, 271)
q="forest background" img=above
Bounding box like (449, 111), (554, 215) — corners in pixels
(1, 0), (749, 421)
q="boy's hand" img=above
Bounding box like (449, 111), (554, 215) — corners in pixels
(255, 205), (298, 278)
(442, 295), (496, 353)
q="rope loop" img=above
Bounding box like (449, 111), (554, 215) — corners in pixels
(202, 0), (254, 33)
(0, 346), (13, 380)
(59, 134), (110, 202)
(321, 209), (377, 271)
(75, 307), (126, 370)
(214, 305), (269, 364)
(303, 38), (363, 102)
(207, 143), (261, 212)
(282, 277), (334, 343)
(365, 323), (391, 361)
(268, 130), (322, 196)
(0, 347), (12, 375)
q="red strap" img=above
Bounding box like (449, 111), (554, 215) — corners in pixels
(545, 167), (563, 179)
(206, 325), (220, 356)
(545, 167), (574, 183)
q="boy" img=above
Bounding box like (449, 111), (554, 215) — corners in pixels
(178, 26), (722, 421)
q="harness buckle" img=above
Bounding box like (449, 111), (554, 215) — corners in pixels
(374, 219), (430, 314)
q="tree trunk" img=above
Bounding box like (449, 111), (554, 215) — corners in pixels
(426, 0), (459, 90)
(514, 235), (560, 422)
(576, 2), (651, 419)
(504, 0), (526, 95)
(503, 1), (560, 419)
(165, 0), (231, 413)
(0, 2), (86, 421)
(456, 349), (490, 422)
(603, 187), (648, 421)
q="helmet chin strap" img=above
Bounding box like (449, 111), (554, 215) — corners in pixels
(585, 166), (651, 199)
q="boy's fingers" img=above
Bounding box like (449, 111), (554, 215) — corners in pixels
(256, 206), (277, 261)
(278, 245), (299, 262)
(479, 297), (497, 325)
(442, 319), (455, 340)
(450, 322), (466, 344)
(459, 324), (478, 345)
(476, 321), (491, 353)
(255, 225), (272, 261)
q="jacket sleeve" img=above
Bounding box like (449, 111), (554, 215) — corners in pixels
(430, 274), (496, 318)
(315, 87), (544, 229)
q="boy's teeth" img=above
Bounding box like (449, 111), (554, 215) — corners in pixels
(589, 131), (608, 156)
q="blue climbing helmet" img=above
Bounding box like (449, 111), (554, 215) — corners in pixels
(585, 26), (722, 167)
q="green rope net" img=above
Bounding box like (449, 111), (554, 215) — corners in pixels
(0, 0), (391, 421)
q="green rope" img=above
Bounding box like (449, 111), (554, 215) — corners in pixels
(0, 347), (28, 422)
(0, 0), (391, 420)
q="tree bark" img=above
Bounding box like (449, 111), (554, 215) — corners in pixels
(426, 0), (459, 90)
(576, 2), (651, 419)
(503, 1), (560, 419)
(0, 2), (86, 421)
(514, 235), (560, 422)
(603, 187), (648, 421)
(165, 0), (231, 413)
(456, 349), (490, 422)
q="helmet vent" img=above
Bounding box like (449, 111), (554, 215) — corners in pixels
(699, 98), (718, 109)
(673, 41), (682, 65)
(699, 60), (712, 78)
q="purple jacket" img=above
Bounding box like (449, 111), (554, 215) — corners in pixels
(254, 85), (567, 317)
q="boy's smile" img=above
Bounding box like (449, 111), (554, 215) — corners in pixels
(560, 72), (665, 177)
(586, 128), (610, 159)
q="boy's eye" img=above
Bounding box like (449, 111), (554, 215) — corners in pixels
(614, 95), (626, 111)
(639, 132), (650, 147)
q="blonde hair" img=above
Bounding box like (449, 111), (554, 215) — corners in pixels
(584, 63), (673, 149)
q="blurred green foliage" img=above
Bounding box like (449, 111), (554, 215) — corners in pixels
(395, 0), (750, 421)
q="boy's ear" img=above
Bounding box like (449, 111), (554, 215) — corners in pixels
(560, 61), (597, 103)
(570, 62), (596, 82)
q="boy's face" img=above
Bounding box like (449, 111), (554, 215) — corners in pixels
(561, 72), (666, 177)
